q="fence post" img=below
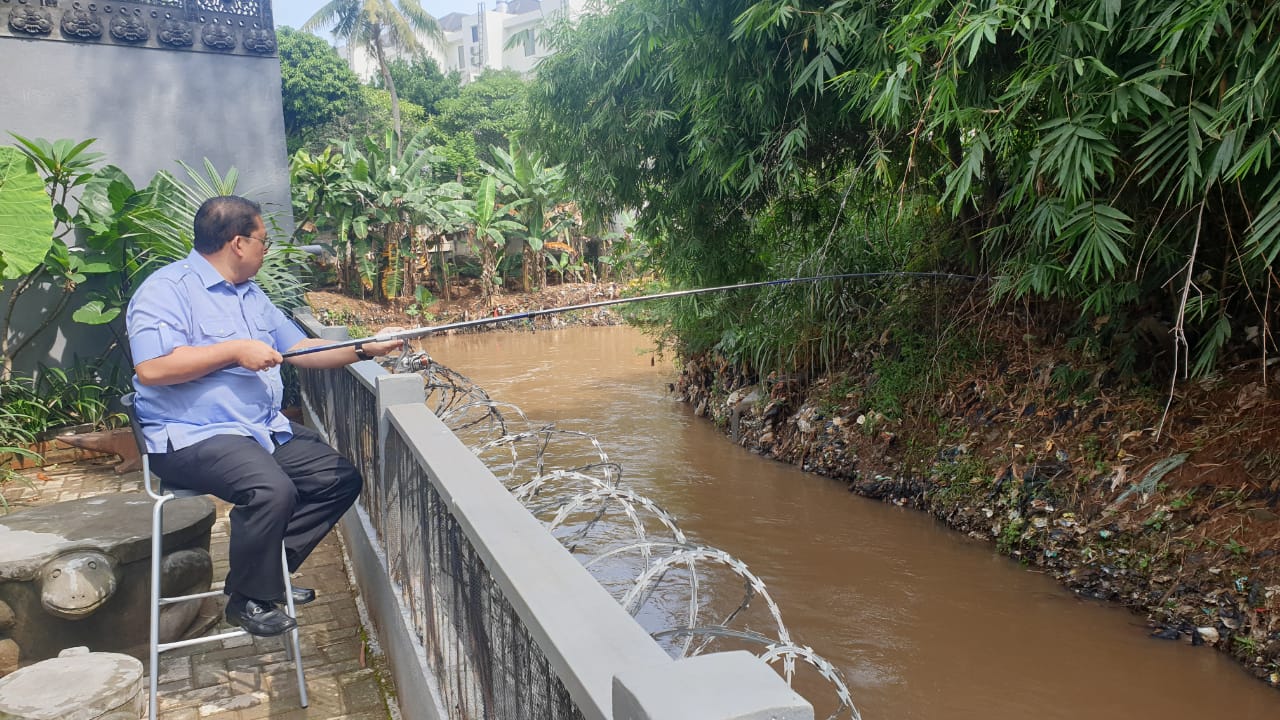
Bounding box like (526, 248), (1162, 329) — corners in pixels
(613, 651), (813, 720)
(375, 373), (426, 482)
(291, 310), (350, 442)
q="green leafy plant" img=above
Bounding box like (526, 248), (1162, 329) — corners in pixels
(292, 129), (469, 302)
(404, 286), (435, 320)
(0, 145), (54, 280)
(482, 138), (568, 291)
(463, 175), (526, 308)
(0, 402), (40, 512)
(0, 365), (125, 440)
(2, 136), (135, 375)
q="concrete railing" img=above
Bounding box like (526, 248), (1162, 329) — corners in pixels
(293, 310), (812, 720)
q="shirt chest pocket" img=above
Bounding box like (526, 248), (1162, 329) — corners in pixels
(198, 317), (237, 342)
(250, 310), (277, 345)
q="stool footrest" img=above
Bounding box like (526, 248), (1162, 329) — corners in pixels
(159, 590), (224, 605)
(158, 629), (247, 653)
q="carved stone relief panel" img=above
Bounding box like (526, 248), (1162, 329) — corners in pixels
(0, 0), (276, 56)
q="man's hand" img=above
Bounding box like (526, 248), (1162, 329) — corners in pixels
(234, 339), (284, 372)
(360, 327), (407, 358)
(285, 327), (407, 370)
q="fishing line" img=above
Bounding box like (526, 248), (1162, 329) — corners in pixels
(283, 271), (981, 359)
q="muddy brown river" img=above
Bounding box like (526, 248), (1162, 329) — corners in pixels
(423, 324), (1277, 719)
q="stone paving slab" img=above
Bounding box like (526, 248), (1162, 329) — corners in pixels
(7, 457), (394, 720)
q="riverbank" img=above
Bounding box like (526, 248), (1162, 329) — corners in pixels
(306, 280), (626, 336)
(674, 300), (1280, 688)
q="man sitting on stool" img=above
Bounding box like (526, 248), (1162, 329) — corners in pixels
(127, 195), (403, 636)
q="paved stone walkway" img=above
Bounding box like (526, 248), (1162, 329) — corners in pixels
(9, 456), (394, 720)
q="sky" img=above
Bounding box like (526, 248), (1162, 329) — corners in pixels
(272, 0), (484, 34)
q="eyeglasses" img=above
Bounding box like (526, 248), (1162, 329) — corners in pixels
(239, 234), (272, 251)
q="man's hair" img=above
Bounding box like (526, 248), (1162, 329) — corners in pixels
(193, 196), (263, 254)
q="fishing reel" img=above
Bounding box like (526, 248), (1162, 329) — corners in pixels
(393, 347), (434, 373)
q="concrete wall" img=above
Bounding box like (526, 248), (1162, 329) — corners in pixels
(0, 38), (293, 228)
(0, 36), (293, 376)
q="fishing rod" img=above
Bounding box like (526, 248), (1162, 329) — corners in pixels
(282, 271), (979, 359)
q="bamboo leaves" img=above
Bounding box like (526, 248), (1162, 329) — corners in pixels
(1063, 202), (1132, 282)
(528, 0), (1280, 376)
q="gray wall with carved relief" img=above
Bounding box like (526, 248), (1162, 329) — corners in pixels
(0, 0), (290, 376)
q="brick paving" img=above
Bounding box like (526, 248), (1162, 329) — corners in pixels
(7, 456), (395, 720)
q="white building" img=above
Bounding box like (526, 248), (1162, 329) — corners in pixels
(345, 1), (589, 84)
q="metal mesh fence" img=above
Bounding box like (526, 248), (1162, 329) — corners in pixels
(301, 364), (583, 719)
(386, 430), (585, 720)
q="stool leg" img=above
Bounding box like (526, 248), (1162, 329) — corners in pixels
(281, 544), (308, 707)
(149, 493), (170, 720)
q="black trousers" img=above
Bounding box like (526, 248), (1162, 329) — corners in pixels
(149, 423), (363, 602)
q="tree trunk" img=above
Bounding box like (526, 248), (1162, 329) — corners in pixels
(479, 238), (499, 310)
(410, 228), (427, 302)
(522, 244), (534, 292)
(343, 235), (355, 297)
(373, 34), (401, 152)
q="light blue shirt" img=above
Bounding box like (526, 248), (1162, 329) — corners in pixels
(127, 250), (307, 454)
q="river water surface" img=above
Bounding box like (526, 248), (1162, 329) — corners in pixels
(423, 324), (1277, 720)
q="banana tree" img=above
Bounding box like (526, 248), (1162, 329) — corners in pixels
(403, 180), (469, 304)
(481, 139), (566, 292)
(314, 129), (470, 303)
(463, 176), (525, 308)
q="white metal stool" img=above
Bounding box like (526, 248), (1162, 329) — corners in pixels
(121, 393), (308, 719)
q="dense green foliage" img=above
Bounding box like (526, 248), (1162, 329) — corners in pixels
(1, 137), (309, 370)
(429, 69), (530, 182)
(529, 0), (1280, 379)
(377, 55), (461, 116)
(482, 140), (569, 291)
(291, 130), (472, 301)
(2, 136), (137, 376)
(277, 27), (362, 151)
(308, 86), (429, 148)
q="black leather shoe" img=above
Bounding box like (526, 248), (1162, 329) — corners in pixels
(290, 585), (316, 606)
(225, 597), (297, 637)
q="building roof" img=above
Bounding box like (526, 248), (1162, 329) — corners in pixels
(508, 0), (542, 14)
(437, 12), (465, 32)
(436, 2), (543, 33)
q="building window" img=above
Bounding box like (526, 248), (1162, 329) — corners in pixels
(524, 29), (536, 56)
(457, 45), (465, 68)
(471, 25), (478, 42)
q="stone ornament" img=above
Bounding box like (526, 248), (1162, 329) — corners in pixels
(155, 15), (191, 47)
(39, 549), (120, 619)
(59, 3), (102, 38)
(108, 7), (147, 42)
(8, 5), (53, 35)
(0, 0), (275, 56)
(242, 23), (272, 53)
(0, 494), (216, 677)
(199, 17), (233, 50)
(0, 647), (145, 720)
